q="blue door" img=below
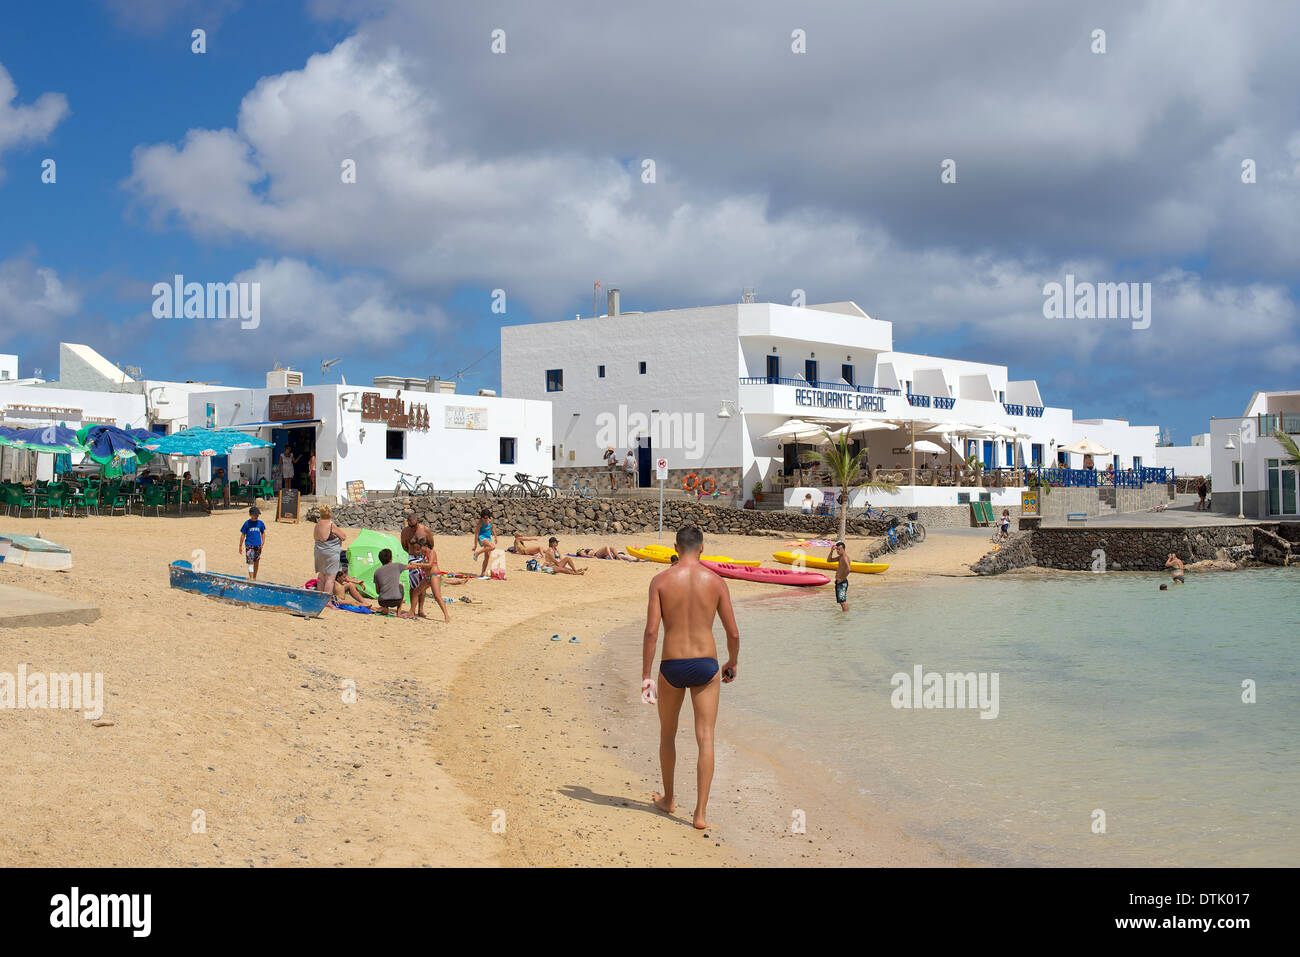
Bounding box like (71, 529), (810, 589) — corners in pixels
(982, 441), (994, 469)
(766, 355), (780, 383)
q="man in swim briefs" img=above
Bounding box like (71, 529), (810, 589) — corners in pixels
(641, 524), (740, 829)
(1165, 552), (1186, 584)
(829, 540), (850, 611)
(400, 510), (434, 554)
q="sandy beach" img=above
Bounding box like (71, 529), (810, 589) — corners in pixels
(0, 511), (993, 866)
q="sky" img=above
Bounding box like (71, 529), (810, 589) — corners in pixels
(1, 0), (1298, 443)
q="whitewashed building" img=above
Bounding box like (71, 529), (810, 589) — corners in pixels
(1209, 391), (1300, 519)
(502, 296), (1168, 508)
(188, 380), (553, 502)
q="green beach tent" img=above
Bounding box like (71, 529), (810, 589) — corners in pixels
(345, 529), (411, 602)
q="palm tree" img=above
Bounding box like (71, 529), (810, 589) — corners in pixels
(1275, 430), (1300, 470)
(800, 430), (899, 541)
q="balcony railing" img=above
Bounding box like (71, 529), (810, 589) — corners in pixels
(1026, 406), (1045, 417)
(739, 376), (900, 395)
(1002, 402), (1025, 416)
(934, 396), (956, 410)
(906, 393), (931, 408)
(1258, 413), (1300, 436)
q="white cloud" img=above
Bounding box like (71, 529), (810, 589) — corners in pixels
(0, 255), (81, 349)
(0, 63), (68, 178)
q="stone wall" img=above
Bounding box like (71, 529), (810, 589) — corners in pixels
(970, 532), (1034, 575)
(1114, 483), (1172, 512)
(554, 465), (742, 501)
(1039, 486), (1100, 522)
(327, 494), (893, 539)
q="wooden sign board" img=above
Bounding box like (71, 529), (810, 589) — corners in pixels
(345, 480), (367, 503)
(361, 393), (430, 430)
(1021, 490), (1039, 517)
(269, 393), (315, 422)
(277, 487), (301, 524)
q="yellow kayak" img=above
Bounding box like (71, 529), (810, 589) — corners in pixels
(771, 551), (889, 574)
(628, 545), (761, 567)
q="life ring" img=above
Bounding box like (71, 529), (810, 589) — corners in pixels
(699, 476), (716, 495)
(682, 473), (699, 491)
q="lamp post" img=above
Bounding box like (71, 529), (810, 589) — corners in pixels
(1224, 433), (1245, 519)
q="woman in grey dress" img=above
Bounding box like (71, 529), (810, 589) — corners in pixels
(314, 504), (348, 595)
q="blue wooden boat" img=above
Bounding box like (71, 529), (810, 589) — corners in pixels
(169, 560), (332, 617)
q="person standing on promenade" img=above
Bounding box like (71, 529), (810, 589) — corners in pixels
(1197, 478), (1208, 511)
(641, 525), (739, 830)
(604, 446), (619, 491)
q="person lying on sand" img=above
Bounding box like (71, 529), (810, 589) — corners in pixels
(543, 537), (586, 574)
(507, 535), (544, 556)
(574, 544), (645, 562)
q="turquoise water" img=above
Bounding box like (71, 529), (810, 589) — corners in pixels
(721, 569), (1300, 866)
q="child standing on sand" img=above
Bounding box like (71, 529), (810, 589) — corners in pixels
(407, 539), (451, 622)
(473, 509), (498, 578)
(238, 506), (266, 579)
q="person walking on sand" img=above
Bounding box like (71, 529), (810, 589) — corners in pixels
(238, 506), (266, 580)
(641, 524), (740, 830)
(407, 539), (451, 622)
(472, 509), (498, 578)
(828, 540), (850, 612)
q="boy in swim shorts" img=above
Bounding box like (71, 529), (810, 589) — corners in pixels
(828, 541), (850, 612)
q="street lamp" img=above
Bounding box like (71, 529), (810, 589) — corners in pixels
(717, 400), (742, 419)
(1224, 433), (1245, 519)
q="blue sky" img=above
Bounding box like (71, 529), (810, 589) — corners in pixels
(1, 0), (1297, 442)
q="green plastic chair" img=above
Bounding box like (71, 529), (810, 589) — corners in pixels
(255, 478), (275, 499)
(67, 483), (100, 516)
(41, 483), (69, 518)
(1, 484), (29, 517)
(139, 483), (166, 516)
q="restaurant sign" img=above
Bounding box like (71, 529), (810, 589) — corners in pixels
(361, 392), (430, 430)
(793, 388), (887, 412)
(444, 405), (488, 431)
(269, 393), (315, 422)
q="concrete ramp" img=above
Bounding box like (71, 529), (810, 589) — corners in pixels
(0, 583), (100, 628)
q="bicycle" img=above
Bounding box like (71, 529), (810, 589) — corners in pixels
(862, 502), (893, 521)
(473, 470), (516, 497)
(569, 478), (596, 499)
(393, 469), (433, 496)
(512, 473), (557, 498)
(882, 519), (904, 553)
(900, 511), (927, 545)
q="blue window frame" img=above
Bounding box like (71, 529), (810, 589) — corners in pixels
(545, 369), (563, 392)
(1031, 443), (1043, 466)
(598, 365), (605, 378)
(982, 441), (994, 469)
(638, 361), (647, 375)
(805, 359), (818, 384)
(766, 355), (780, 382)
(842, 363), (854, 385)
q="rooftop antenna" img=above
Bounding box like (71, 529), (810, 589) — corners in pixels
(321, 358), (342, 383)
(437, 346), (498, 385)
(594, 279), (601, 318)
(741, 287), (756, 303)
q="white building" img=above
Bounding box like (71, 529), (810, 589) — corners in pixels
(0, 354), (17, 382)
(188, 381), (552, 502)
(1209, 391), (1300, 519)
(502, 296), (1167, 508)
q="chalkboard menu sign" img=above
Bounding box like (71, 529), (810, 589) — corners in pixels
(277, 487), (301, 524)
(269, 393), (314, 422)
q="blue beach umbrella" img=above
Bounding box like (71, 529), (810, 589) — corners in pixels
(141, 427), (272, 457)
(0, 425), (85, 454)
(76, 424), (149, 464)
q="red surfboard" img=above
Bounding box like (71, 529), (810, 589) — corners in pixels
(701, 560), (830, 587)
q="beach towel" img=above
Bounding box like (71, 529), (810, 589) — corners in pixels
(332, 603), (372, 614)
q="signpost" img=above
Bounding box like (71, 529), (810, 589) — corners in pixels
(277, 487), (301, 524)
(655, 457), (668, 540)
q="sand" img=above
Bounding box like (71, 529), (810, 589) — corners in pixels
(0, 510), (993, 866)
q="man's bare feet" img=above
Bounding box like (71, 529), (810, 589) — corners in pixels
(693, 812), (709, 830)
(652, 793), (676, 814)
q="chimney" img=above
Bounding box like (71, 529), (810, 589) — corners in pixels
(607, 288), (620, 317)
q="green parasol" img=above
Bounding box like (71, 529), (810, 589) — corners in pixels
(344, 529), (411, 602)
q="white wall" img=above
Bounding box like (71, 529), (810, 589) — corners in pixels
(1154, 445), (1211, 476)
(502, 304), (741, 474)
(0, 354), (16, 381)
(190, 385), (552, 499)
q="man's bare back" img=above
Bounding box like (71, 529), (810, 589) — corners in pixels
(642, 527), (739, 830)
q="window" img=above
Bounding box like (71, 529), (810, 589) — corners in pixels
(904, 379), (912, 395)
(638, 361), (647, 375)
(598, 365), (605, 378)
(546, 369), (563, 392)
(386, 430), (405, 460)
(998, 391), (1005, 403)
(500, 437), (516, 465)
(1232, 461), (1241, 486)
(0, 370), (9, 380)
(1057, 450), (1068, 466)
(842, 364), (855, 386)
(766, 355), (780, 382)
(805, 359), (818, 384)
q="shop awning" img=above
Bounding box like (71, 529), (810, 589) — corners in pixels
(229, 419), (322, 430)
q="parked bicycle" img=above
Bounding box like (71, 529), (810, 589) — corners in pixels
(393, 469), (433, 496)
(900, 511), (927, 545)
(569, 478), (596, 499)
(512, 472), (557, 498)
(473, 470), (516, 497)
